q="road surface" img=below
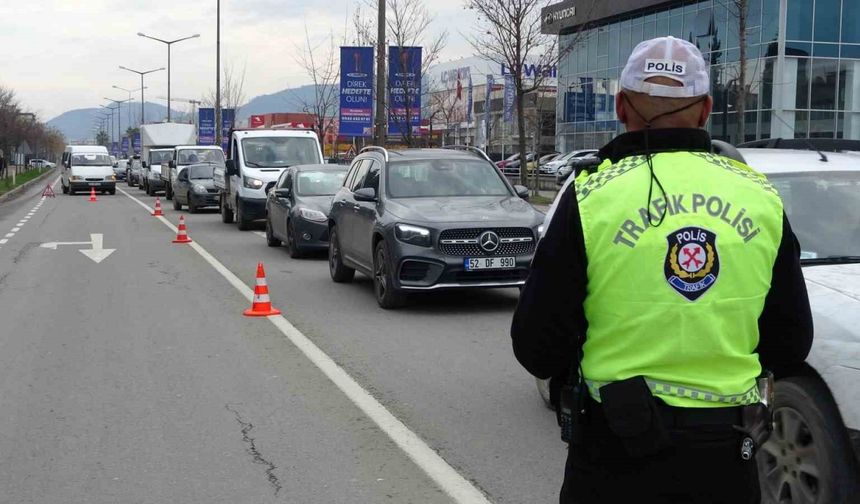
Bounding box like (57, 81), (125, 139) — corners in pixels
(0, 179), (565, 503)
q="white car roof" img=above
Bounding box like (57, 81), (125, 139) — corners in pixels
(175, 145), (223, 150)
(66, 145), (108, 153)
(233, 129), (318, 139)
(738, 148), (860, 174)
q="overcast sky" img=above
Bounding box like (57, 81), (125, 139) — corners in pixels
(0, 0), (473, 121)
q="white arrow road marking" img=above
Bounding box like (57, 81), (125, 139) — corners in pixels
(40, 233), (116, 264)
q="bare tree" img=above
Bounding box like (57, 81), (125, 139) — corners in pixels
(204, 61), (248, 120)
(353, 0), (448, 146)
(730, 0), (748, 144)
(293, 24), (342, 156)
(466, 0), (591, 185)
(427, 82), (461, 145)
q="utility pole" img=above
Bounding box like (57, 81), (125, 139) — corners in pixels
(374, 0), (386, 146)
(216, 0), (222, 148)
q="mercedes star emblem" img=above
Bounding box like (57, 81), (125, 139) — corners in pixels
(479, 231), (501, 253)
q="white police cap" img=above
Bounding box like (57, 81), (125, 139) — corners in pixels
(620, 36), (710, 98)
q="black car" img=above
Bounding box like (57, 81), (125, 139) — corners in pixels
(265, 164), (348, 258)
(327, 146), (544, 309)
(172, 164), (220, 212)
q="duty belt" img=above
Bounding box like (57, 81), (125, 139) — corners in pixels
(585, 378), (760, 405)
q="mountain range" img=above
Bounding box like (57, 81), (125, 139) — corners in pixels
(47, 84), (327, 142)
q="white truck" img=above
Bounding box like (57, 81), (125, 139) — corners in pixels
(162, 145), (225, 201)
(215, 128), (323, 230)
(139, 123), (196, 196)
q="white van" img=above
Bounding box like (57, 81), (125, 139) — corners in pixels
(215, 129), (323, 230)
(61, 145), (116, 195)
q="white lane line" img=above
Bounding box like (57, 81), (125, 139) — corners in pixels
(252, 231), (267, 239)
(0, 176), (61, 251)
(4, 233), (13, 238)
(0, 239), (7, 245)
(117, 187), (492, 504)
(11, 227), (20, 232)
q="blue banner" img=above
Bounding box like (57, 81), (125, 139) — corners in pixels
(199, 108), (215, 145)
(466, 74), (473, 123)
(484, 75), (494, 131)
(388, 46), (422, 137)
(339, 47), (374, 137)
(221, 108), (235, 151)
(503, 74), (514, 123)
(110, 142), (119, 156)
(133, 132), (141, 154)
(121, 136), (130, 155)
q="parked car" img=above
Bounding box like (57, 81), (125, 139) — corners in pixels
(28, 158), (47, 169)
(215, 128), (324, 230)
(328, 146), (544, 309)
(60, 145), (116, 195)
(536, 144), (860, 504)
(265, 164), (348, 258)
(172, 163), (220, 213)
(555, 150), (600, 185)
(541, 149), (599, 175)
(496, 152), (536, 176)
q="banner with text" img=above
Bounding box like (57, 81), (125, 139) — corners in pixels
(221, 108), (235, 151)
(133, 132), (141, 154)
(503, 74), (514, 123)
(339, 47), (374, 137)
(110, 142), (119, 156)
(121, 136), (129, 155)
(388, 46), (422, 137)
(198, 108), (215, 145)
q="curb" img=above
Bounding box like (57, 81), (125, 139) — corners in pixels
(0, 167), (58, 204)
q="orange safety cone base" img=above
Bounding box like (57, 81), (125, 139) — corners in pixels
(172, 236), (193, 243)
(89, 188), (97, 202)
(243, 306), (281, 317)
(152, 198), (163, 216)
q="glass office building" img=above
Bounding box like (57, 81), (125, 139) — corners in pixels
(542, 0), (860, 151)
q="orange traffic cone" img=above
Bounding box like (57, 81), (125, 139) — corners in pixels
(243, 262), (281, 317)
(172, 215), (193, 243)
(152, 198), (164, 216)
(89, 187), (97, 202)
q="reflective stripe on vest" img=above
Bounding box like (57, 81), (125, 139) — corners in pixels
(584, 378), (761, 405)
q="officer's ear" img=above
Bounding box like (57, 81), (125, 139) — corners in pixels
(698, 95), (713, 128)
(616, 92), (628, 125)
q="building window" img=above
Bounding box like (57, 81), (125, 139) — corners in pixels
(762, 0), (780, 45)
(843, 0), (860, 43)
(796, 59), (810, 109)
(813, 0), (840, 43)
(787, 0), (813, 41)
(810, 58), (839, 110)
(837, 60), (857, 110)
(809, 111), (836, 137)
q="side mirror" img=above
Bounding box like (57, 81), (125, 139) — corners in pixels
(353, 187), (377, 202)
(273, 188), (291, 199)
(225, 159), (238, 176)
(514, 185), (529, 199)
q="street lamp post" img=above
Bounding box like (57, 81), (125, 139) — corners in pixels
(119, 66), (164, 125)
(137, 32), (200, 122)
(100, 105), (117, 146)
(113, 85), (147, 128)
(104, 98), (130, 155)
(216, 0), (221, 148)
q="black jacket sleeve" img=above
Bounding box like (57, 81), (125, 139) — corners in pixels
(756, 214), (814, 375)
(511, 185), (588, 380)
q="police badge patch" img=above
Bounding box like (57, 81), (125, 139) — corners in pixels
(664, 227), (720, 301)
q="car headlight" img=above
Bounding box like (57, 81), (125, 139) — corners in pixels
(538, 224), (545, 236)
(395, 223), (431, 247)
(243, 176), (264, 189)
(105, 175), (116, 181)
(298, 207), (327, 222)
(70, 175), (83, 181)
(193, 184), (208, 194)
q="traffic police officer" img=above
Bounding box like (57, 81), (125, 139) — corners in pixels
(511, 36), (813, 503)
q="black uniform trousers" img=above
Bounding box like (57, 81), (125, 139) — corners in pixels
(560, 398), (761, 504)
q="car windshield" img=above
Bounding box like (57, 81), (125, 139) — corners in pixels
(150, 151), (173, 164)
(188, 165), (215, 179)
(297, 170), (347, 196)
(72, 154), (111, 166)
(177, 149), (225, 166)
(387, 159), (511, 198)
(768, 171), (860, 261)
(241, 137), (320, 168)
